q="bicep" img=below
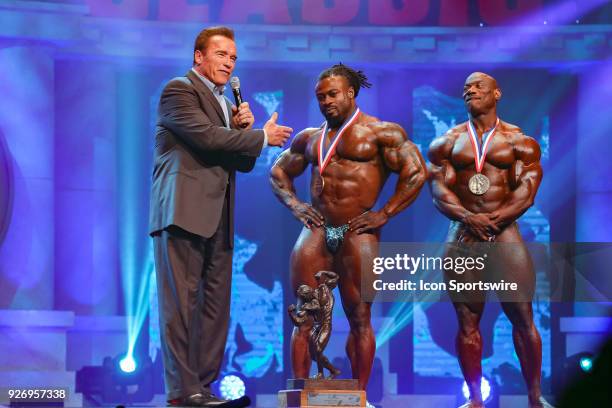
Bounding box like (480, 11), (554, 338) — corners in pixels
(427, 136), (456, 188)
(271, 149), (309, 180)
(383, 141), (414, 169)
(429, 160), (456, 187)
(378, 126), (426, 177)
(271, 130), (314, 179)
(511, 161), (542, 198)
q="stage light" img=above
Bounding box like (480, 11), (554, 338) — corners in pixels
(462, 377), (492, 402)
(117, 73), (157, 380)
(562, 352), (598, 394)
(375, 300), (414, 348)
(564, 352), (596, 376)
(119, 355), (137, 373)
(218, 374), (246, 400)
(76, 354), (154, 404)
(579, 356), (593, 372)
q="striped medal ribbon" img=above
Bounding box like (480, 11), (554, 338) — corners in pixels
(466, 117), (499, 195)
(314, 108), (361, 196)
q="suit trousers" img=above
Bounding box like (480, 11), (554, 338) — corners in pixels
(153, 196), (232, 400)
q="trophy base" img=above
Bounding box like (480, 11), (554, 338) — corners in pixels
(278, 379), (366, 408)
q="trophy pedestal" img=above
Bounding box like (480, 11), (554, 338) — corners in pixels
(278, 379), (366, 408)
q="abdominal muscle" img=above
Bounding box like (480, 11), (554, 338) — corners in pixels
(311, 159), (386, 226)
(452, 165), (512, 214)
(447, 167), (525, 243)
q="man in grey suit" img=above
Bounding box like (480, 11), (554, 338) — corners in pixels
(149, 26), (292, 407)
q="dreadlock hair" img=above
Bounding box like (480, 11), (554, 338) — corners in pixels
(318, 63), (372, 97)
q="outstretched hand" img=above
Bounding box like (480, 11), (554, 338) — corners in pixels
(264, 112), (293, 147)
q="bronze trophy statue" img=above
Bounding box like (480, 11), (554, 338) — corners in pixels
(288, 271), (341, 380)
(280, 270), (367, 408)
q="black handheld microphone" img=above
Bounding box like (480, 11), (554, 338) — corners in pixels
(230, 76), (243, 106)
(230, 76), (249, 129)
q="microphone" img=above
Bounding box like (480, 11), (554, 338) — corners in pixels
(230, 76), (243, 106)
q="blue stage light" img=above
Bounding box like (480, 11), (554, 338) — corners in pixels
(563, 352), (597, 387)
(462, 377), (491, 402)
(117, 74), (157, 379)
(119, 355), (137, 373)
(579, 356), (593, 372)
(218, 374), (246, 400)
(77, 355), (154, 404)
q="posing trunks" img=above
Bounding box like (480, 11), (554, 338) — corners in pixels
(324, 224), (349, 254)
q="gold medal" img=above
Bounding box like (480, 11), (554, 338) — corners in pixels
(313, 173), (325, 196)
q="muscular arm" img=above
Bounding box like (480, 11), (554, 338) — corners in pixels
(301, 299), (321, 312)
(428, 132), (500, 241)
(320, 271), (339, 290)
(269, 129), (324, 227)
(288, 308), (309, 326)
(379, 123), (427, 217)
(159, 78), (264, 157)
(427, 133), (471, 221)
(490, 135), (542, 228)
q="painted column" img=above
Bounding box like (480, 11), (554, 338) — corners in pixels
(0, 46), (55, 309)
(54, 59), (119, 315)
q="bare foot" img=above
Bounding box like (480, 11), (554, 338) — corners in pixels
(529, 396), (555, 408)
(458, 401), (485, 408)
(327, 369), (341, 379)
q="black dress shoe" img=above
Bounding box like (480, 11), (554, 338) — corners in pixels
(200, 391), (251, 408)
(167, 393), (210, 407)
(168, 392), (251, 407)
(199, 391), (229, 406)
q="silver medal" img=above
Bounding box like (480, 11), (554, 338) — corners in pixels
(468, 173), (490, 195)
(466, 118), (499, 196)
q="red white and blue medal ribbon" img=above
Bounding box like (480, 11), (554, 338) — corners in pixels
(467, 117), (499, 173)
(318, 107), (361, 175)
(466, 117), (498, 195)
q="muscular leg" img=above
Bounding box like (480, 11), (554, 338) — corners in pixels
(334, 230), (378, 390)
(495, 227), (543, 406)
(501, 302), (543, 405)
(290, 227), (333, 379)
(320, 354), (340, 378)
(314, 351), (324, 379)
(444, 239), (487, 407)
(453, 301), (486, 406)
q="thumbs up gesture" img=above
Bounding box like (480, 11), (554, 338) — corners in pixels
(264, 112), (293, 147)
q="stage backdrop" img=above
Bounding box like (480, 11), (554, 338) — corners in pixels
(0, 0), (610, 400)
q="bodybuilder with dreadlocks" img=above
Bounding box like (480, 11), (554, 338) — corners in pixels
(270, 64), (427, 393)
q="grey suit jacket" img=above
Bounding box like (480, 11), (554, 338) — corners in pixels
(149, 70), (265, 246)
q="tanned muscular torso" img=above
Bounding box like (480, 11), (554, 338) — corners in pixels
(429, 120), (541, 243)
(294, 112), (424, 226)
